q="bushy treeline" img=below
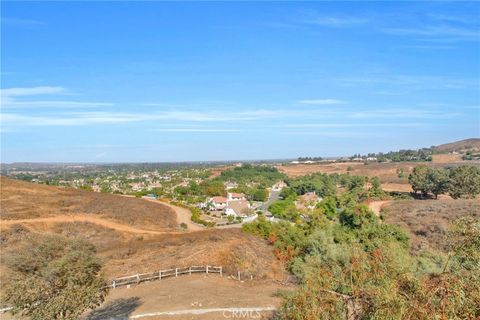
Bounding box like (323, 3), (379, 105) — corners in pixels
(409, 165), (480, 199)
(351, 147), (434, 162)
(244, 185), (479, 319)
(217, 164), (286, 186)
(297, 156), (324, 161)
(285, 172), (385, 199)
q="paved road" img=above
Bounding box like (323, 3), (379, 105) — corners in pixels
(259, 190), (281, 212)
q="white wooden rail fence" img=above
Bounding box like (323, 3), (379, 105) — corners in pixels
(109, 265), (222, 289)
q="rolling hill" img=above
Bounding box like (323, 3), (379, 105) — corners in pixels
(0, 178), (286, 282)
(432, 138), (480, 153)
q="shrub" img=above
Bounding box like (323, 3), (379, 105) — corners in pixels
(5, 235), (108, 320)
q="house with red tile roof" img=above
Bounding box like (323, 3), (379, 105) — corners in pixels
(208, 196), (228, 210)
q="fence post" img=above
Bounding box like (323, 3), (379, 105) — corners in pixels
(237, 271), (241, 281)
(175, 268), (178, 277)
(220, 266), (223, 277)
(136, 274), (140, 284)
(159, 271), (162, 280)
(189, 266), (192, 275)
(206, 265), (209, 274)
(112, 280), (116, 289)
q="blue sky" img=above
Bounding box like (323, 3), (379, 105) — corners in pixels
(1, 1), (479, 162)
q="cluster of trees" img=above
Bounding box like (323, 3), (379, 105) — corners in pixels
(352, 148), (434, 162)
(462, 150), (480, 161)
(287, 173), (386, 200)
(266, 173), (387, 222)
(174, 180), (226, 199)
(297, 156), (324, 161)
(244, 184), (479, 319)
(409, 165), (480, 199)
(217, 164), (286, 186)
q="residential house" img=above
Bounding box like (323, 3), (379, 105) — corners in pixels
(225, 200), (251, 217)
(296, 191), (322, 210)
(227, 192), (245, 201)
(208, 196), (228, 210)
(224, 181), (238, 190)
(271, 181), (287, 191)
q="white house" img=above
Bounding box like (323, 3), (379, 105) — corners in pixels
(208, 196), (228, 210)
(224, 181), (238, 190)
(295, 191), (322, 210)
(225, 200), (251, 217)
(272, 181), (287, 191)
(227, 192), (245, 201)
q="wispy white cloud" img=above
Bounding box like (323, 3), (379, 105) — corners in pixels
(282, 131), (374, 138)
(1, 86), (65, 97)
(1, 109), (280, 128)
(1, 86), (114, 109)
(283, 122), (426, 128)
(298, 99), (347, 105)
(382, 25), (480, 41)
(3, 100), (115, 108)
(299, 10), (369, 27)
(154, 128), (241, 133)
(337, 75), (478, 90)
(347, 108), (461, 120)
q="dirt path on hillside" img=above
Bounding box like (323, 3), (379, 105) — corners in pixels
(368, 200), (392, 216)
(0, 215), (182, 235)
(148, 200), (205, 231)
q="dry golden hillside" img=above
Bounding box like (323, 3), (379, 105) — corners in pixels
(383, 199), (480, 253)
(0, 178), (286, 283)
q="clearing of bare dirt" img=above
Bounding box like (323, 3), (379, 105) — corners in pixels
(382, 199), (479, 253)
(84, 274), (288, 320)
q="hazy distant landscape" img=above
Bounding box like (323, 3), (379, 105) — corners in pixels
(1, 1), (479, 319)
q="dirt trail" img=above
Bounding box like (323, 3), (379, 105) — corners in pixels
(146, 199), (204, 231)
(0, 215), (181, 235)
(0, 199), (206, 234)
(368, 200), (392, 216)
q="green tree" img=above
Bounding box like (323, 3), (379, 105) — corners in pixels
(339, 204), (377, 229)
(200, 180), (225, 196)
(4, 235), (108, 320)
(426, 168), (449, 199)
(252, 188), (268, 201)
(408, 165), (429, 196)
(448, 165), (480, 199)
(368, 176), (386, 199)
(316, 196), (337, 220)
